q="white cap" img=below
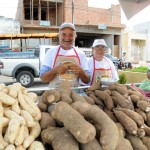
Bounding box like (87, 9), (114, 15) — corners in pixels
(59, 23), (76, 31)
(92, 39), (107, 48)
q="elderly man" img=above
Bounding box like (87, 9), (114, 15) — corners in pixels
(40, 22), (90, 88)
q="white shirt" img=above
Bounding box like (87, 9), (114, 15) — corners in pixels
(88, 56), (119, 85)
(42, 45), (89, 72)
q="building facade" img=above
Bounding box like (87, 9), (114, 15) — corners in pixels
(16, 0), (125, 57)
(122, 22), (150, 63)
(0, 16), (20, 50)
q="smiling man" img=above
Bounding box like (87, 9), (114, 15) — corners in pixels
(40, 22), (90, 88)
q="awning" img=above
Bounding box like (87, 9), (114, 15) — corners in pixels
(119, 0), (150, 20)
(0, 33), (58, 40)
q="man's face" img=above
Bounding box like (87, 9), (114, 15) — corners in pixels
(59, 28), (77, 50)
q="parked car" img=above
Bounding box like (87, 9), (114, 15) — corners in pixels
(0, 45), (55, 87)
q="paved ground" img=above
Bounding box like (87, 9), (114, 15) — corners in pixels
(0, 75), (48, 89)
(0, 75), (41, 84)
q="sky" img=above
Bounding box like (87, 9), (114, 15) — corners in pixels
(0, 0), (149, 27)
(0, 0), (18, 19)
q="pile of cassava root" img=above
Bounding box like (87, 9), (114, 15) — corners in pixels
(38, 81), (150, 150)
(0, 83), (45, 150)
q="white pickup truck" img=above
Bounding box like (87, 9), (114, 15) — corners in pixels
(0, 45), (54, 87)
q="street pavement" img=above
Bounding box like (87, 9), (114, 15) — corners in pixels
(0, 75), (48, 90)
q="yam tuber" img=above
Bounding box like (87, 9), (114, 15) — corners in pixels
(28, 141), (45, 150)
(71, 91), (87, 103)
(95, 90), (114, 110)
(126, 134), (148, 150)
(6, 118), (20, 144)
(27, 92), (38, 102)
(116, 107), (144, 128)
(104, 108), (118, 123)
(137, 100), (150, 112)
(4, 109), (26, 125)
(72, 101), (119, 150)
(80, 138), (103, 150)
(86, 81), (101, 91)
(113, 109), (138, 135)
(15, 125), (25, 146)
(135, 108), (147, 121)
(111, 91), (134, 109)
(18, 91), (36, 117)
(11, 100), (21, 115)
(23, 121), (41, 148)
(130, 95), (141, 103)
(137, 128), (145, 138)
(51, 101), (96, 143)
(5, 144), (16, 150)
(20, 110), (35, 127)
(37, 97), (48, 112)
(109, 84), (128, 95)
(16, 145), (26, 150)
(57, 81), (73, 104)
(0, 117), (9, 148)
(41, 89), (60, 104)
(89, 93), (104, 107)
(23, 94), (41, 120)
(83, 96), (95, 105)
(41, 126), (79, 150)
(0, 91), (16, 105)
(115, 123), (133, 150)
(0, 101), (4, 117)
(142, 136), (150, 150)
(40, 112), (56, 130)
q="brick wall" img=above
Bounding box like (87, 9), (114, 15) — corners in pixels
(64, 0), (122, 27)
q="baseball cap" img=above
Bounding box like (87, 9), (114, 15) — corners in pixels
(59, 23), (76, 31)
(92, 39), (107, 48)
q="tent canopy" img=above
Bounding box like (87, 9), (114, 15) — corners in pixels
(119, 0), (150, 19)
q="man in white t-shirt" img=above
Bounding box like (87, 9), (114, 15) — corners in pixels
(88, 39), (119, 85)
(40, 22), (90, 88)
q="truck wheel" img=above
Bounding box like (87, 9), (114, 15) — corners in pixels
(16, 71), (34, 87)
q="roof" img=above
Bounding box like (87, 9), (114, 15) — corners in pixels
(0, 33), (58, 40)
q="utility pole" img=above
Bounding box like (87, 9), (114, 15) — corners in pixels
(72, 0), (74, 24)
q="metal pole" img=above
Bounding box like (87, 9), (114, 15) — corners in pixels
(72, 0), (74, 24)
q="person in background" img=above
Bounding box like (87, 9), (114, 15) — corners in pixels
(40, 22), (90, 88)
(139, 68), (150, 91)
(121, 52), (132, 69)
(88, 39), (119, 85)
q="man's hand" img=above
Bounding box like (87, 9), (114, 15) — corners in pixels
(68, 64), (82, 75)
(55, 65), (69, 74)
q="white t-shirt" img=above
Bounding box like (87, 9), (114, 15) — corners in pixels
(88, 56), (119, 85)
(42, 45), (89, 72)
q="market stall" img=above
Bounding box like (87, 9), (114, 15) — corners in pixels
(0, 80), (150, 149)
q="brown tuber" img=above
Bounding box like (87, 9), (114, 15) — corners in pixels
(41, 126), (79, 150)
(51, 102), (96, 143)
(72, 101), (119, 150)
